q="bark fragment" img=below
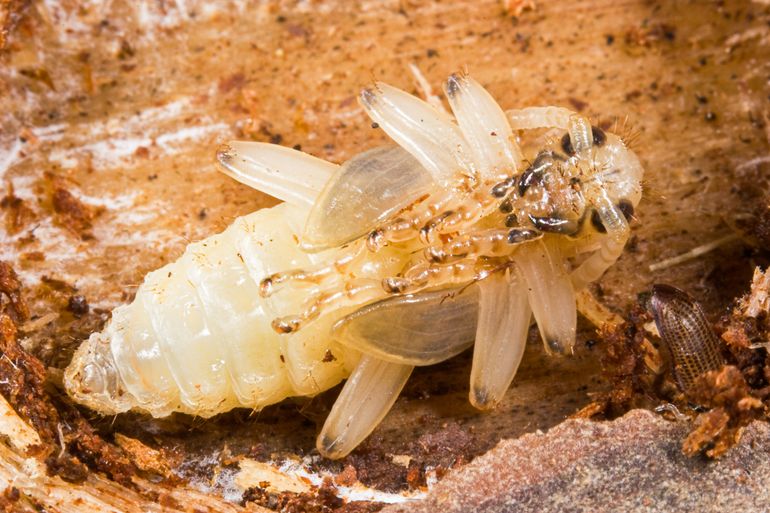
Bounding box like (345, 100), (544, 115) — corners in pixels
(574, 304), (659, 418)
(0, 263), (28, 323)
(0, 0), (28, 50)
(682, 366), (764, 458)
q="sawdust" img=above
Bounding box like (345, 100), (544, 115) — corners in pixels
(1, 182), (35, 236)
(242, 479), (346, 513)
(576, 269), (770, 460)
(0, 312), (138, 484)
(573, 304), (661, 419)
(0, 262), (28, 323)
(0, 0), (28, 50)
(682, 366), (764, 458)
(45, 174), (102, 240)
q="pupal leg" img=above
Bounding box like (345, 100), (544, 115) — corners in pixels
(418, 192), (499, 245)
(424, 228), (541, 264)
(259, 242), (366, 298)
(571, 190), (630, 291)
(381, 259), (480, 294)
(371, 187), (499, 250)
(470, 268), (531, 410)
(513, 237), (577, 355)
(317, 355), (413, 459)
(366, 190), (456, 251)
(320, 284), (480, 458)
(271, 278), (384, 333)
(382, 228), (539, 295)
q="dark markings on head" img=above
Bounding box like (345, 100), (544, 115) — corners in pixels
(505, 214), (518, 227)
(561, 133), (575, 156)
(519, 151), (556, 195)
(491, 176), (516, 198)
(499, 198), (513, 214)
(528, 214), (579, 235)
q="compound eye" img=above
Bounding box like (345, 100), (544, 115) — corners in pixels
(562, 126), (606, 155)
(590, 210), (607, 233)
(591, 199), (635, 232)
(80, 363), (105, 395)
(591, 126), (606, 147)
(617, 199), (635, 220)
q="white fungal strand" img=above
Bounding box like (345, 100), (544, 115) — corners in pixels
(65, 72), (644, 459)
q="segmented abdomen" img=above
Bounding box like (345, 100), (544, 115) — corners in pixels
(67, 202), (359, 418)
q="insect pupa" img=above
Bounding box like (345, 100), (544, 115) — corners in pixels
(65, 72), (644, 458)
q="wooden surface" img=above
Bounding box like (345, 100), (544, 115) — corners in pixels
(1, 0), (770, 509)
